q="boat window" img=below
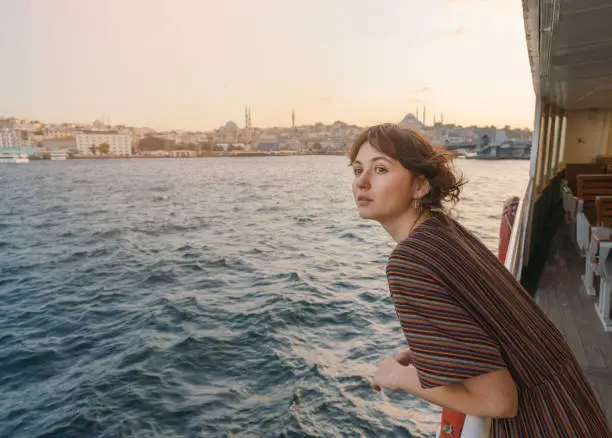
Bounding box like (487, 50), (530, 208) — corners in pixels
(558, 116), (568, 169)
(550, 114), (562, 176)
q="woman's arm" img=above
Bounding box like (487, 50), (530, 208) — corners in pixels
(373, 357), (518, 418)
(385, 251), (519, 418)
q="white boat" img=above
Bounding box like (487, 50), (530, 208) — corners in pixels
(50, 150), (69, 161)
(0, 154), (29, 164)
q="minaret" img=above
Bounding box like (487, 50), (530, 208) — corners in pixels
(244, 105), (253, 142)
(292, 109), (295, 129)
(416, 106), (420, 123)
(441, 112), (444, 125)
(423, 105), (427, 128)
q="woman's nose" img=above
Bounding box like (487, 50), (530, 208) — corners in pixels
(357, 171), (371, 189)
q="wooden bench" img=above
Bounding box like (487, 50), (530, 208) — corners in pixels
(562, 164), (607, 234)
(565, 163), (606, 194)
(576, 174), (612, 255)
(582, 196), (612, 332)
(596, 155), (612, 172)
(583, 196), (612, 291)
(576, 174), (612, 259)
(577, 174), (612, 223)
(583, 226), (612, 331)
(596, 195), (612, 227)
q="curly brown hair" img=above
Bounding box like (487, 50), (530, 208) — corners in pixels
(349, 123), (466, 216)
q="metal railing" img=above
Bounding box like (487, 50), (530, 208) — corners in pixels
(504, 179), (534, 280)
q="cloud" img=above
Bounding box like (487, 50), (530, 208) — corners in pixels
(406, 87), (433, 94)
(407, 98), (422, 104)
(449, 28), (466, 37)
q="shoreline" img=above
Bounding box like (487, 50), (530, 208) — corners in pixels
(44, 152), (349, 160)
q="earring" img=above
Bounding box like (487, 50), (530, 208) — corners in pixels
(413, 198), (421, 213)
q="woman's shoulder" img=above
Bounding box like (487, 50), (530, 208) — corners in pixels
(391, 215), (458, 258)
(387, 214), (472, 278)
(388, 234), (439, 279)
(386, 231), (449, 295)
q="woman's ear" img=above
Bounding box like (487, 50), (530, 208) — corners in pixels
(416, 177), (431, 199)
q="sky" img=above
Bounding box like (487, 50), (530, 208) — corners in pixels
(0, 0), (535, 131)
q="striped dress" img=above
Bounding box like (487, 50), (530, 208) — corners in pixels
(387, 215), (611, 437)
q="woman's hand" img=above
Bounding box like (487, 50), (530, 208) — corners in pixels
(371, 356), (409, 391)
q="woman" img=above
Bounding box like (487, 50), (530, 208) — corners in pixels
(352, 124), (611, 437)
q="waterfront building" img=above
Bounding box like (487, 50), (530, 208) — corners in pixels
(76, 130), (132, 156)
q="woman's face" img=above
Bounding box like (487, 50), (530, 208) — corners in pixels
(351, 141), (418, 222)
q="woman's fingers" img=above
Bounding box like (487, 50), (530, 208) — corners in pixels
(395, 348), (414, 366)
(367, 376), (382, 392)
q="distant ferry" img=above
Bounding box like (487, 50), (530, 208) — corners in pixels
(50, 150), (69, 161)
(466, 141), (531, 160)
(0, 152), (29, 164)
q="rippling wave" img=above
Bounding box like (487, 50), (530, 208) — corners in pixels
(0, 157), (528, 437)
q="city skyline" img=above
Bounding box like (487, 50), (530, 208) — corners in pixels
(0, 0), (535, 131)
(1, 107), (532, 133)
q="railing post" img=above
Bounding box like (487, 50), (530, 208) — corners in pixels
(534, 105), (548, 194)
(542, 106), (556, 188)
(523, 98), (545, 267)
(549, 109), (562, 177)
(557, 114), (568, 171)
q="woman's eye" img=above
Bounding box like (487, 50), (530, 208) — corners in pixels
(375, 167), (387, 174)
(353, 168), (363, 176)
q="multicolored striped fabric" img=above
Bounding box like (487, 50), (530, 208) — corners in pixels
(386, 215), (611, 437)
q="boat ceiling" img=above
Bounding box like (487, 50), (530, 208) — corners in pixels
(524, 0), (612, 110)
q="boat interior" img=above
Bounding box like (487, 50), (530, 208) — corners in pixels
(506, 0), (612, 426)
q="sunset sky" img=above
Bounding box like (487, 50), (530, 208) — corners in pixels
(0, 0), (535, 131)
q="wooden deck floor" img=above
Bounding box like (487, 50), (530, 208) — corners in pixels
(535, 223), (612, 426)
